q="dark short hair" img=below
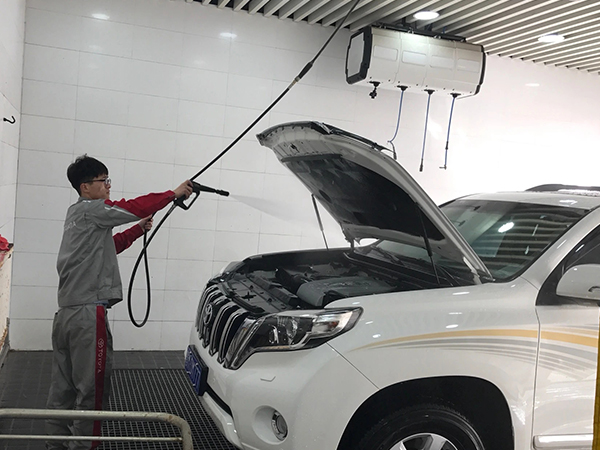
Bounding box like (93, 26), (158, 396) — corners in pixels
(67, 155), (108, 194)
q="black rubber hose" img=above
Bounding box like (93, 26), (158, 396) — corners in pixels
(128, 206), (175, 327)
(126, 0), (362, 327)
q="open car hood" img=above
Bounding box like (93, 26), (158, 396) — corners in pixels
(257, 121), (493, 283)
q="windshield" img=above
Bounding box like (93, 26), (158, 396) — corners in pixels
(367, 199), (587, 281)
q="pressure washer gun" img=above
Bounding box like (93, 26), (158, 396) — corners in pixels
(174, 181), (229, 210)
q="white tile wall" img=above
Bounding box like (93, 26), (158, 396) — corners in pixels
(10, 319), (52, 350)
(132, 26), (184, 66)
(78, 52), (132, 92)
(23, 45), (79, 85)
(181, 34), (231, 72)
(10, 286), (57, 319)
(114, 289), (165, 323)
(118, 257), (168, 292)
(125, 127), (177, 164)
(174, 133), (225, 167)
(177, 100), (226, 136)
(0, 0), (25, 245)
(20, 115), (75, 153)
(160, 290), (202, 322)
(25, 8), (81, 51)
(111, 320), (162, 350)
(80, 17), (134, 58)
(74, 121), (127, 158)
(76, 86), (129, 125)
(258, 233), (303, 254)
(167, 229), (216, 261)
(164, 259), (215, 292)
(0, 143), (19, 187)
(21, 80), (78, 119)
(180, 67), (228, 104)
(16, 149), (74, 187)
(10, 0), (600, 351)
(159, 321), (191, 350)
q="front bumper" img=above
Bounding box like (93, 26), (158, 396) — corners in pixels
(188, 327), (377, 450)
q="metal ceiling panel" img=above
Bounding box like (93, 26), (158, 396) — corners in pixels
(191, 0), (600, 73)
(263, 0), (291, 16)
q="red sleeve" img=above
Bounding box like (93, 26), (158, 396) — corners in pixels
(104, 191), (176, 220)
(113, 223), (144, 254)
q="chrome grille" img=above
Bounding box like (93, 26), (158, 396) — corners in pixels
(209, 303), (238, 356)
(196, 285), (221, 335)
(195, 284), (255, 368)
(201, 297), (228, 348)
(217, 310), (250, 364)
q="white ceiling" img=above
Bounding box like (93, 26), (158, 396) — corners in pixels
(193, 0), (600, 73)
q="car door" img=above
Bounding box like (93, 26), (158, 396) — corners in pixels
(533, 227), (600, 449)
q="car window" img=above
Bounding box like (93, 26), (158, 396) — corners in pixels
(563, 227), (600, 268)
(443, 200), (586, 280)
(370, 199), (586, 282)
(538, 226), (600, 306)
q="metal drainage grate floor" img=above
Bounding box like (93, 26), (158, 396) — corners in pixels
(100, 369), (236, 450)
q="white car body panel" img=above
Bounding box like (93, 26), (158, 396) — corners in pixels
(185, 123), (600, 450)
(327, 279), (539, 450)
(187, 212), (600, 450)
(534, 307), (598, 438)
(189, 329), (378, 450)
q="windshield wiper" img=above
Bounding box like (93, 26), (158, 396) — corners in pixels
(432, 264), (458, 286)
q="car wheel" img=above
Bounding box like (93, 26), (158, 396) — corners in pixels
(355, 404), (485, 450)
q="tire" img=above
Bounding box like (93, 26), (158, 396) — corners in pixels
(355, 404), (485, 450)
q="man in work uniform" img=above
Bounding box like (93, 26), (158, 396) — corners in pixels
(46, 155), (193, 449)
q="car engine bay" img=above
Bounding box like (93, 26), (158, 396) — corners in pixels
(217, 247), (450, 314)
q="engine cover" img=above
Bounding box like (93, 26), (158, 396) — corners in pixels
(296, 276), (394, 307)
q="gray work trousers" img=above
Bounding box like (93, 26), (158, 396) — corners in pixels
(46, 304), (113, 450)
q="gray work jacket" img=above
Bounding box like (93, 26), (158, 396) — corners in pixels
(56, 192), (174, 308)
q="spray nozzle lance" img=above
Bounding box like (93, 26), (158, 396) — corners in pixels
(174, 181), (229, 210)
(191, 182), (229, 197)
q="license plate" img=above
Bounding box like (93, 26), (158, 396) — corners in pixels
(185, 345), (208, 396)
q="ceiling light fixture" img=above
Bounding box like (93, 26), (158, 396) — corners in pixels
(413, 10), (439, 20)
(92, 13), (110, 20)
(220, 32), (237, 39)
(538, 33), (565, 43)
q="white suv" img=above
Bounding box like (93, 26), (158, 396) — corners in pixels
(185, 121), (600, 450)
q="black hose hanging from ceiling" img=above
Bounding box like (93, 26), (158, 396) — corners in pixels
(419, 89), (435, 172)
(440, 93), (460, 170)
(387, 86), (408, 160)
(126, 0), (363, 327)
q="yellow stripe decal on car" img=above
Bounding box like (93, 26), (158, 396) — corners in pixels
(358, 329), (538, 351)
(540, 331), (598, 348)
(359, 328), (599, 351)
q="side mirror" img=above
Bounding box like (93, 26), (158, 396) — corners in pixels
(556, 264), (600, 301)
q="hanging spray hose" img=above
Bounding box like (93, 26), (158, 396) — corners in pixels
(387, 86), (408, 160)
(419, 89), (435, 172)
(440, 93), (460, 170)
(127, 0), (363, 327)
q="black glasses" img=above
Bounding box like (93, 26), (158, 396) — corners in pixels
(86, 178), (111, 187)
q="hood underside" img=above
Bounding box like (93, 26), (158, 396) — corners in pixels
(257, 121), (492, 282)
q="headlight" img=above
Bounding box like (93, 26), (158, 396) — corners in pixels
(224, 308), (362, 370)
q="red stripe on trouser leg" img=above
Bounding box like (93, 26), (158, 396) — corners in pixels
(92, 305), (107, 448)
